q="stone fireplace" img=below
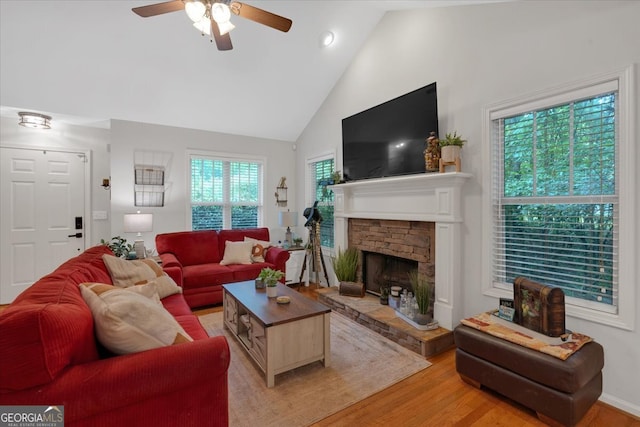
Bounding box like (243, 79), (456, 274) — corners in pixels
(330, 172), (471, 330)
(349, 219), (434, 297)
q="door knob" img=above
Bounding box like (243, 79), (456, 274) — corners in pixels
(68, 233), (83, 238)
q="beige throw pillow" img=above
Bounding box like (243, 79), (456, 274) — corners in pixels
(244, 237), (272, 263)
(102, 254), (182, 298)
(219, 240), (254, 266)
(79, 283), (192, 355)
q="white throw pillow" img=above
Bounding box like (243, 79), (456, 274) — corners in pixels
(244, 237), (272, 263)
(102, 254), (182, 298)
(79, 283), (192, 355)
(219, 240), (254, 266)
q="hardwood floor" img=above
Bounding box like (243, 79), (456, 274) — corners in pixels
(287, 286), (640, 427)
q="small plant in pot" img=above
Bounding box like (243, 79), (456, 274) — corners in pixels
(258, 267), (285, 297)
(332, 247), (363, 296)
(439, 131), (466, 163)
(408, 270), (433, 325)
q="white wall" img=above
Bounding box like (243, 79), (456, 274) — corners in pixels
(0, 116), (111, 246)
(295, 1), (640, 415)
(109, 120), (297, 252)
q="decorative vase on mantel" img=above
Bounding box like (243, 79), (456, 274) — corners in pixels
(441, 145), (461, 163)
(424, 131), (441, 171)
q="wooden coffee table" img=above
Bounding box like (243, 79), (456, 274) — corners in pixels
(222, 281), (331, 387)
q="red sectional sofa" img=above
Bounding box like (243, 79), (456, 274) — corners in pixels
(155, 227), (290, 308)
(0, 245), (230, 427)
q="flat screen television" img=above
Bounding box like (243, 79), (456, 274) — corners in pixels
(341, 82), (438, 182)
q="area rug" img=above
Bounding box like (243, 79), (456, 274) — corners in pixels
(461, 311), (593, 360)
(199, 310), (431, 427)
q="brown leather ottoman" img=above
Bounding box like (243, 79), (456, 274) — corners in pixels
(454, 324), (604, 426)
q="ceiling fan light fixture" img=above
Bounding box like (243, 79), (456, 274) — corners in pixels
(217, 20), (235, 36)
(18, 112), (51, 129)
(193, 18), (212, 35)
(211, 3), (231, 23)
(185, 0), (206, 22)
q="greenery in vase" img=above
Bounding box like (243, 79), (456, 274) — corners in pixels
(330, 170), (342, 184)
(258, 267), (285, 287)
(293, 237), (303, 247)
(439, 131), (466, 147)
(331, 247), (359, 282)
(408, 270), (432, 315)
(101, 236), (133, 258)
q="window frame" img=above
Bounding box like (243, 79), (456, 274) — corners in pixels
(187, 150), (265, 231)
(306, 151), (336, 251)
(481, 65), (636, 331)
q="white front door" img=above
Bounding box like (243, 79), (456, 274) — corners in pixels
(0, 147), (87, 304)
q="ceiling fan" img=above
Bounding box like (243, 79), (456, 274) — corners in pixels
(132, 0), (292, 51)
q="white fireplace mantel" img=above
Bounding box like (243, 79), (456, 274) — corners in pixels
(330, 172), (472, 330)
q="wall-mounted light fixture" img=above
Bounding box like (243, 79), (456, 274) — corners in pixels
(275, 176), (287, 207)
(18, 112), (52, 129)
(101, 178), (111, 190)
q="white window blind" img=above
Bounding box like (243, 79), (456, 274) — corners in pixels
(190, 155), (262, 230)
(308, 157), (335, 248)
(491, 90), (619, 314)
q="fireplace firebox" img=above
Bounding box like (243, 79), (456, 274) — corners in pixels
(363, 251), (418, 296)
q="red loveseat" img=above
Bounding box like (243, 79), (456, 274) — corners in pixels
(0, 245), (230, 427)
(155, 227), (290, 308)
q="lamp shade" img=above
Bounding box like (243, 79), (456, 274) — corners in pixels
(123, 213), (153, 234)
(279, 211), (298, 228)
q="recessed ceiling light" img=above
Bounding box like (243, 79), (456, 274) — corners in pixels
(319, 30), (334, 48)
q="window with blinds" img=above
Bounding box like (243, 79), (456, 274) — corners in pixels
(491, 88), (618, 313)
(309, 158), (334, 248)
(190, 156), (262, 230)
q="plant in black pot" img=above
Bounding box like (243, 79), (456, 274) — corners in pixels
(408, 270), (433, 325)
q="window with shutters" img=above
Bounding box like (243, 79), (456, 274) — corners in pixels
(307, 155), (334, 249)
(190, 153), (262, 231)
(485, 66), (635, 329)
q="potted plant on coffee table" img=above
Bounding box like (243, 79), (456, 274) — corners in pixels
(259, 267), (285, 298)
(331, 247), (363, 297)
(408, 270), (433, 325)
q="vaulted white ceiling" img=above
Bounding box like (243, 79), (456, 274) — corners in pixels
(1, 1), (500, 141)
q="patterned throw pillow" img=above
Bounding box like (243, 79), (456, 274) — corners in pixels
(244, 237), (272, 263)
(102, 255), (182, 298)
(79, 283), (192, 355)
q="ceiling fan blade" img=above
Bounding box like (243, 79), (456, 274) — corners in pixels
(211, 20), (233, 51)
(230, 2), (292, 33)
(132, 1), (185, 18)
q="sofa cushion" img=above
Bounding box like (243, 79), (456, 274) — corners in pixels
(226, 262), (275, 282)
(156, 230), (221, 266)
(182, 264), (234, 288)
(219, 240), (253, 266)
(103, 255), (182, 298)
(79, 283), (193, 355)
(0, 278), (99, 392)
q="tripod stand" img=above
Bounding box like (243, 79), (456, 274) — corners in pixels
(298, 220), (329, 288)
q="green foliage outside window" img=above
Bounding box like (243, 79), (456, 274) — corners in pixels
(499, 93), (616, 306)
(191, 157), (261, 231)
